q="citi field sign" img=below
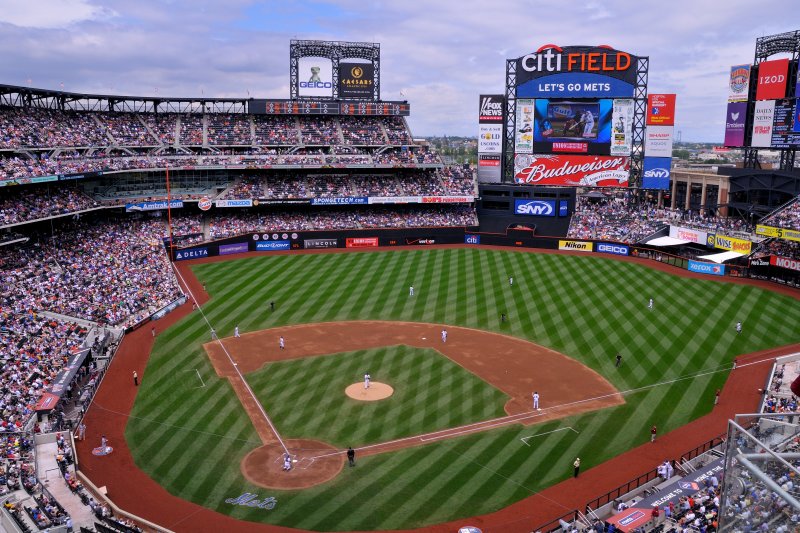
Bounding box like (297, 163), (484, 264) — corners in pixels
(515, 44), (638, 98)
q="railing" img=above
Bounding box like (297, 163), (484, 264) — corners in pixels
(531, 509), (580, 533)
(584, 468), (660, 513)
(679, 434), (726, 463)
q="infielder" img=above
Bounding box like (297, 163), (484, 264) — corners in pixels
(364, 373), (371, 389)
(441, 329), (447, 343)
(532, 391), (540, 410)
(409, 285), (414, 296)
(282, 453), (292, 471)
(509, 276), (513, 286)
(234, 326), (240, 338)
(279, 336), (285, 350)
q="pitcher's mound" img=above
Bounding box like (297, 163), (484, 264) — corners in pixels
(345, 382), (394, 401)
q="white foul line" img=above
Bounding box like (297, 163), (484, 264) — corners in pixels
(195, 369), (205, 388)
(520, 426), (579, 447)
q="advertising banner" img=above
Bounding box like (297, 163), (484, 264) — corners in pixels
(219, 242), (249, 255)
(755, 58), (789, 100)
(596, 243), (629, 256)
(771, 255), (800, 272)
(256, 241), (291, 251)
(477, 154), (502, 182)
(465, 234), (481, 245)
(515, 46), (636, 98)
(751, 100), (776, 147)
(405, 237), (437, 245)
(515, 99), (534, 153)
(346, 237), (379, 248)
(669, 225), (707, 245)
(514, 154), (629, 187)
(304, 238), (338, 249)
(756, 225), (800, 242)
(713, 234), (752, 254)
(36, 349), (90, 408)
(646, 94), (677, 126)
(688, 260), (726, 276)
(644, 125), (674, 157)
(126, 199), (184, 212)
(338, 62), (374, 99)
(513, 199), (556, 216)
(478, 95), (504, 123)
(532, 99), (612, 155)
(175, 247), (209, 261)
(478, 124), (503, 154)
(368, 196), (422, 204)
(421, 196), (474, 203)
(794, 98), (800, 133)
(298, 57), (333, 98)
(728, 64), (751, 102)
(610, 99), (634, 156)
(641, 157), (671, 190)
(723, 101), (747, 147)
(310, 197), (368, 205)
(558, 240), (593, 252)
(559, 200), (569, 216)
(215, 199), (253, 208)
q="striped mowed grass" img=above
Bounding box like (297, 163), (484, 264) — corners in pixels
(126, 248), (800, 531)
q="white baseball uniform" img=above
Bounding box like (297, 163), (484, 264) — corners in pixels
(533, 392), (540, 410)
(234, 326), (240, 338)
(409, 286), (414, 296)
(364, 373), (371, 389)
(441, 329), (447, 343)
(279, 337), (285, 349)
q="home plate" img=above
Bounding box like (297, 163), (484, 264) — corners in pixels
(422, 337), (427, 340)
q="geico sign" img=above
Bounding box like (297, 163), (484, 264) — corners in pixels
(299, 81), (332, 89)
(597, 243), (629, 255)
(520, 45), (631, 74)
(643, 168), (669, 178)
(516, 200), (553, 215)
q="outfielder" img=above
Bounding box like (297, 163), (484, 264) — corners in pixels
(648, 298), (654, 310)
(736, 321), (742, 334)
(409, 285), (414, 296)
(364, 373), (371, 389)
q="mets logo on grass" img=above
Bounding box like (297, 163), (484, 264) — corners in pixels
(558, 240), (593, 252)
(225, 493), (277, 510)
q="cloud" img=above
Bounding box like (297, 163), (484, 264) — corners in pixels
(0, 0), (114, 28)
(0, 0), (795, 142)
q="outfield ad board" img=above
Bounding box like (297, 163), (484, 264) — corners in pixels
(669, 225), (707, 245)
(513, 199), (556, 216)
(728, 64), (751, 102)
(338, 62), (374, 99)
(216, 199), (253, 208)
(646, 94), (676, 126)
(751, 100), (776, 147)
(723, 101), (747, 147)
(514, 154), (629, 187)
(641, 157), (671, 190)
(346, 237), (379, 248)
(256, 241), (291, 251)
(465, 234), (481, 245)
(688, 260), (725, 276)
(771, 255), (800, 272)
(126, 199), (184, 212)
(304, 238), (338, 249)
(310, 197), (368, 205)
(297, 57), (333, 98)
(219, 242), (249, 255)
(755, 58), (789, 100)
(712, 234), (752, 254)
(515, 45), (637, 99)
(175, 247), (209, 261)
(644, 125), (674, 157)
(596, 242), (629, 256)
(558, 240), (593, 252)
(756, 224), (800, 242)
(770, 99), (800, 147)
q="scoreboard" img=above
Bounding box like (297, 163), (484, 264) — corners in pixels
(249, 99), (410, 116)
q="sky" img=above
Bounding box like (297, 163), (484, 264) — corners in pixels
(0, 0), (795, 142)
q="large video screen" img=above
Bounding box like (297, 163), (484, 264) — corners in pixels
(532, 99), (612, 155)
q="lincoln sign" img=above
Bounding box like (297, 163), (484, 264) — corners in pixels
(514, 154), (629, 186)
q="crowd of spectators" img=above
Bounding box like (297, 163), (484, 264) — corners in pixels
(178, 114), (204, 145)
(253, 116), (300, 145)
(0, 107), (107, 149)
(383, 117), (413, 145)
(143, 113), (177, 146)
(207, 114), (251, 145)
(208, 205), (477, 239)
(221, 175), (264, 199)
(340, 117), (387, 145)
(1, 217), (181, 327)
(0, 184), (96, 226)
(97, 113), (154, 146)
(567, 197), (668, 243)
(299, 117), (340, 145)
(760, 196), (800, 230)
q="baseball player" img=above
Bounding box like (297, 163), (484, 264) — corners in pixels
(234, 326), (240, 338)
(364, 373), (371, 389)
(532, 391), (540, 410)
(279, 336), (285, 350)
(736, 321), (742, 334)
(283, 453), (292, 471)
(582, 110), (595, 137)
(211, 328), (217, 340)
(441, 329), (447, 343)
(648, 298), (654, 310)
(409, 285), (414, 296)
(509, 276), (513, 286)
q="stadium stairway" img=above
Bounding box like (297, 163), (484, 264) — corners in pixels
(36, 439), (97, 529)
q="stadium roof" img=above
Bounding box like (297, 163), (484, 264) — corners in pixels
(645, 236), (689, 246)
(696, 251), (745, 263)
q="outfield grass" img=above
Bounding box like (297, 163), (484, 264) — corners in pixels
(247, 345), (509, 447)
(126, 249), (800, 530)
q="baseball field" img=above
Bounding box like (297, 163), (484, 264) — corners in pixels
(122, 247), (800, 531)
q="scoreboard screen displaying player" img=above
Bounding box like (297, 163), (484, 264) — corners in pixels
(532, 99), (612, 155)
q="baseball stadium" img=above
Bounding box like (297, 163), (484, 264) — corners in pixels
(1, 28), (800, 533)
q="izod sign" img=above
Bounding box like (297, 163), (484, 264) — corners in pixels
(756, 58), (789, 100)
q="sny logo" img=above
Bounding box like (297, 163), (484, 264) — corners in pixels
(515, 200), (554, 216)
(643, 168), (669, 178)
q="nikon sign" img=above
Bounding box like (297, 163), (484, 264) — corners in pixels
(339, 62), (375, 98)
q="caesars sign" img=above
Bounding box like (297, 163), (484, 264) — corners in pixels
(514, 154), (629, 187)
(515, 45), (638, 98)
(298, 57), (333, 98)
(338, 62), (374, 98)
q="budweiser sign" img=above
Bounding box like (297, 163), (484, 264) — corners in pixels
(514, 154), (629, 187)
